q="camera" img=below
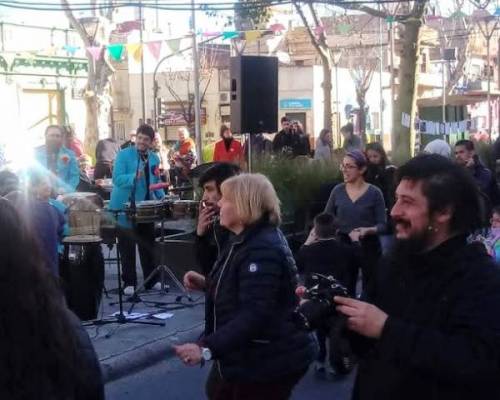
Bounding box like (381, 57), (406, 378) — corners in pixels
(293, 273), (349, 331)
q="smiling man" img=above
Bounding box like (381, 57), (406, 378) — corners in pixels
(335, 154), (500, 400)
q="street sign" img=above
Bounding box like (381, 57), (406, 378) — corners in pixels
(279, 98), (312, 110)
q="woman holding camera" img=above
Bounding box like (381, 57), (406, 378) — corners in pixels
(177, 173), (316, 400)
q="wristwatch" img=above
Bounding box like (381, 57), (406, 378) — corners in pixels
(201, 347), (212, 361)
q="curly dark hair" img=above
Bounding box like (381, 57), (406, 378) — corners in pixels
(0, 199), (90, 399)
(396, 154), (482, 234)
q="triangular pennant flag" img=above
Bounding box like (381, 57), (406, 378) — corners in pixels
(450, 10), (467, 19)
(126, 43), (143, 63)
(87, 46), (102, 61)
(270, 23), (285, 33)
(63, 45), (79, 56)
(314, 25), (325, 36)
(166, 38), (181, 53)
(146, 41), (162, 59)
(46, 46), (58, 57)
(107, 43), (124, 61)
(244, 30), (262, 43)
(337, 23), (352, 34)
(222, 31), (239, 40)
(202, 31), (221, 37)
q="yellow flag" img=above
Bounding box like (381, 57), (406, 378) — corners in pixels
(244, 30), (262, 43)
(127, 43), (143, 63)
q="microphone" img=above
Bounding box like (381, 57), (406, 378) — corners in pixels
(129, 151), (141, 214)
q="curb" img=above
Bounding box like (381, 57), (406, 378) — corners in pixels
(100, 323), (204, 383)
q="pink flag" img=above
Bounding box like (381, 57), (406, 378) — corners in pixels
(314, 25), (325, 36)
(146, 41), (162, 59)
(87, 46), (102, 61)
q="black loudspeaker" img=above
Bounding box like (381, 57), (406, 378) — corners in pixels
(230, 56), (278, 134)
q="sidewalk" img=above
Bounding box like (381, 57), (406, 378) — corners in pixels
(82, 218), (206, 383)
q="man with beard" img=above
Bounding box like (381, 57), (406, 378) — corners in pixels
(334, 154), (500, 400)
(34, 125), (80, 196)
(186, 162), (240, 277)
(213, 125), (243, 165)
(273, 116), (299, 158)
(454, 139), (499, 207)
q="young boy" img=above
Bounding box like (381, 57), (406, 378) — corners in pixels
(296, 213), (359, 379)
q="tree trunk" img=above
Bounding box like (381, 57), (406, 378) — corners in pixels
(392, 19), (423, 163)
(322, 57), (333, 132)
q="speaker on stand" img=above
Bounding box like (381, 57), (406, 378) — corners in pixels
(230, 56), (278, 172)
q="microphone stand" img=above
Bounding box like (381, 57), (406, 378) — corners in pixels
(129, 150), (141, 214)
(83, 209), (165, 336)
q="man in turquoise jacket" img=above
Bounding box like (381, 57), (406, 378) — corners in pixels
(109, 124), (167, 295)
(34, 125), (80, 196)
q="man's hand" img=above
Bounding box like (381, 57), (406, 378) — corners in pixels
(196, 203), (216, 236)
(349, 229), (362, 243)
(183, 271), (206, 292)
(334, 296), (388, 339)
(173, 343), (202, 366)
(304, 228), (318, 246)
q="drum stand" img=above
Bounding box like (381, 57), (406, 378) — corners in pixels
(126, 216), (193, 313)
(83, 210), (165, 333)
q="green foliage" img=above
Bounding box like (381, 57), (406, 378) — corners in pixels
(253, 157), (341, 220)
(234, 0), (276, 28)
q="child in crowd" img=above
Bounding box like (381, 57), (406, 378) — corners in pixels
(29, 174), (67, 276)
(480, 206), (500, 264)
(296, 213), (359, 378)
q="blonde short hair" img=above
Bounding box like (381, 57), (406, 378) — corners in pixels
(220, 173), (281, 226)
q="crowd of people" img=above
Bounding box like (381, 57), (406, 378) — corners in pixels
(3, 118), (500, 400)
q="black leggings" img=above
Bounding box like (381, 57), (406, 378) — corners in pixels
(339, 233), (381, 295)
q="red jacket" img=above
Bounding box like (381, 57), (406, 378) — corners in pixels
(213, 139), (243, 164)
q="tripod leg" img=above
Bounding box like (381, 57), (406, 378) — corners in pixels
(165, 267), (193, 301)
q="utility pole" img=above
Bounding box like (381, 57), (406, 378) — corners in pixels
(139, 0), (146, 122)
(378, 6), (384, 140)
(389, 19), (396, 149)
(191, 0), (202, 161)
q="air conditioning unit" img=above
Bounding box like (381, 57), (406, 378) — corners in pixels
(219, 92), (230, 104)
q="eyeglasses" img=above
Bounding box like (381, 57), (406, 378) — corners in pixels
(340, 164), (358, 171)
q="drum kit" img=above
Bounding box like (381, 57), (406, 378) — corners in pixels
(60, 191), (200, 327)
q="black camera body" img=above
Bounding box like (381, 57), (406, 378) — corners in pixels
(294, 273), (349, 331)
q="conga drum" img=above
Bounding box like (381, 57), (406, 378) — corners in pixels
(61, 192), (104, 236)
(60, 235), (104, 321)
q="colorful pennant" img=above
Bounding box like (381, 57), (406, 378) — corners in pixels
(87, 46), (102, 61)
(166, 38), (181, 53)
(146, 41), (162, 59)
(222, 31), (240, 40)
(107, 43), (124, 61)
(337, 23), (352, 34)
(63, 45), (80, 55)
(126, 43), (143, 63)
(244, 30), (262, 43)
(269, 23), (286, 33)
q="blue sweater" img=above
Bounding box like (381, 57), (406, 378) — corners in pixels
(324, 183), (387, 234)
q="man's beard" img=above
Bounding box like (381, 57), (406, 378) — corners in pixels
(391, 219), (433, 261)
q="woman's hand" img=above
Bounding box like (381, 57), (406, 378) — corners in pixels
(183, 271), (206, 291)
(174, 343), (202, 366)
(350, 227), (376, 242)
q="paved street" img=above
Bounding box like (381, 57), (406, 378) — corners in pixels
(106, 358), (355, 400)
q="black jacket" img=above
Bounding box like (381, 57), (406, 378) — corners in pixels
(194, 221), (231, 276)
(202, 221), (317, 382)
(296, 238), (359, 294)
(352, 235), (500, 400)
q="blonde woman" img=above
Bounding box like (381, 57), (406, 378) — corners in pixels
(176, 173), (316, 400)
